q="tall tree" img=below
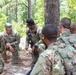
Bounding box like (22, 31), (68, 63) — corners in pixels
(28, 0), (31, 18)
(44, 0), (60, 25)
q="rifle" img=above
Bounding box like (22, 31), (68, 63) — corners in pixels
(27, 31), (35, 47)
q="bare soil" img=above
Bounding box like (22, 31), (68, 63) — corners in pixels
(1, 50), (32, 75)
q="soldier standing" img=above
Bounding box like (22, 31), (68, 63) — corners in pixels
(25, 18), (43, 75)
(2, 23), (21, 64)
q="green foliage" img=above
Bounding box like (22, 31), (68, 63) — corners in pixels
(1, 0), (76, 36)
(60, 0), (76, 22)
(18, 6), (28, 23)
(0, 12), (7, 31)
(66, 0), (76, 22)
(12, 22), (26, 37)
(32, 0), (44, 27)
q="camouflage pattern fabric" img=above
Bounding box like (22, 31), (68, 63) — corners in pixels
(57, 37), (76, 75)
(60, 30), (71, 37)
(65, 34), (76, 49)
(26, 25), (42, 64)
(30, 43), (65, 75)
(0, 36), (5, 73)
(67, 33), (76, 44)
(58, 33), (76, 49)
(2, 30), (20, 63)
(0, 53), (4, 74)
(31, 36), (76, 75)
(34, 40), (46, 55)
(26, 25), (42, 46)
(57, 36), (76, 75)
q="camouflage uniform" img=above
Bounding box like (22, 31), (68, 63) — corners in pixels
(60, 30), (71, 37)
(65, 34), (76, 49)
(30, 43), (65, 75)
(26, 25), (42, 46)
(34, 40), (46, 55)
(0, 36), (4, 73)
(26, 25), (42, 63)
(31, 38), (76, 75)
(2, 30), (20, 63)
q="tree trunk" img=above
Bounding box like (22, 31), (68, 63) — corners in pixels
(44, 0), (60, 25)
(28, 0), (31, 18)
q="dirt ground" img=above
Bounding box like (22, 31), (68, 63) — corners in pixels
(1, 50), (32, 75)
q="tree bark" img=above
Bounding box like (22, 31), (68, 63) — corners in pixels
(44, 0), (60, 25)
(28, 0), (31, 18)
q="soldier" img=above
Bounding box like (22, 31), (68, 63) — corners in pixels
(25, 18), (43, 62)
(25, 18), (42, 48)
(67, 22), (76, 49)
(30, 24), (65, 75)
(59, 22), (76, 48)
(2, 23), (21, 64)
(25, 18), (45, 75)
(70, 22), (76, 34)
(0, 35), (4, 74)
(59, 17), (71, 37)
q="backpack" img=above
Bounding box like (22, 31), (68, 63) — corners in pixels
(57, 37), (76, 75)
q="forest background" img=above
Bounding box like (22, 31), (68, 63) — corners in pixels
(0, 0), (75, 36)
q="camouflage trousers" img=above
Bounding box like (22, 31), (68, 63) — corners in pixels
(2, 46), (19, 63)
(0, 53), (4, 74)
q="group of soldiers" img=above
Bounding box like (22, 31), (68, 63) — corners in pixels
(25, 18), (76, 75)
(0, 17), (76, 75)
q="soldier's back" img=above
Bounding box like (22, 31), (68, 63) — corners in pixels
(30, 43), (65, 75)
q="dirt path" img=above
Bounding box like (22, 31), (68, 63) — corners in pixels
(1, 50), (32, 75)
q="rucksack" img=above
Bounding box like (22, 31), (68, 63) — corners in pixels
(57, 37), (76, 75)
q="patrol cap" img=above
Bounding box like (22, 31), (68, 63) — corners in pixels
(26, 18), (35, 26)
(5, 23), (12, 30)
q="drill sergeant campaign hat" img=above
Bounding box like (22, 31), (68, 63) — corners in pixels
(5, 23), (12, 30)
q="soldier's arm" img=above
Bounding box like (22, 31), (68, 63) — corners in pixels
(10, 33), (21, 46)
(30, 54), (49, 75)
(32, 40), (43, 51)
(37, 26), (42, 40)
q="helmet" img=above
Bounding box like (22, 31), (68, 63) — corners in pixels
(5, 23), (12, 30)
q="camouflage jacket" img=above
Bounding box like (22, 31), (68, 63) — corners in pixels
(60, 30), (71, 37)
(67, 33), (76, 44)
(34, 40), (46, 54)
(26, 25), (42, 46)
(58, 33), (76, 49)
(30, 43), (65, 75)
(2, 30), (21, 46)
